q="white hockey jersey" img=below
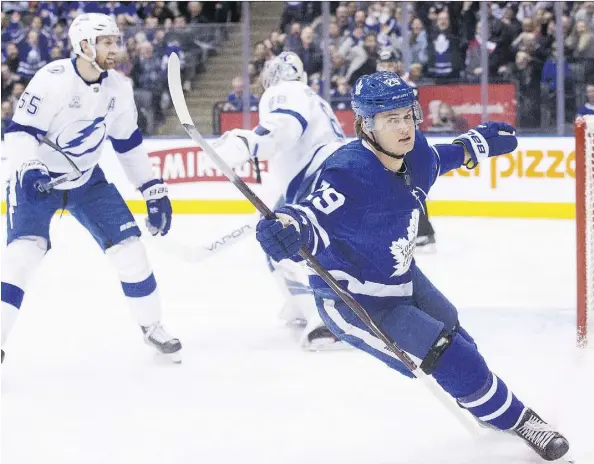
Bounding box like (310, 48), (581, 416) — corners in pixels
(4, 58), (154, 190)
(215, 80), (348, 203)
(257, 80), (347, 202)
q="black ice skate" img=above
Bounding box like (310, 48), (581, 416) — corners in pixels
(415, 234), (436, 253)
(1, 349), (4, 364)
(305, 326), (348, 352)
(141, 323), (182, 363)
(513, 408), (570, 461)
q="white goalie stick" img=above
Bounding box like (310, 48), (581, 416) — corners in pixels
(167, 52), (478, 435)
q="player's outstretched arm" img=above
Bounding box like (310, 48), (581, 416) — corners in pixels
(453, 122), (518, 169)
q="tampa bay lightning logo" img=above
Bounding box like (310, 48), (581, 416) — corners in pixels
(56, 116), (107, 157)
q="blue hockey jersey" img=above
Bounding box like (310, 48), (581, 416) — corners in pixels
(285, 129), (465, 310)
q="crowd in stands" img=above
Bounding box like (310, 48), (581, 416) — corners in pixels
(225, 1), (594, 132)
(1, 1), (240, 137)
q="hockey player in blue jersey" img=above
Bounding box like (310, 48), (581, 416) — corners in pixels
(255, 72), (570, 461)
(1, 13), (181, 363)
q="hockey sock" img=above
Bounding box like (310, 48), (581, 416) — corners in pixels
(1, 237), (47, 344)
(106, 237), (161, 327)
(432, 333), (525, 430)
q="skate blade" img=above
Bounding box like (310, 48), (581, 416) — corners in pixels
(415, 243), (437, 254)
(153, 350), (182, 364)
(303, 339), (352, 352)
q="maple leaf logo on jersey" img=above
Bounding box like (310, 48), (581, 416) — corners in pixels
(389, 209), (420, 277)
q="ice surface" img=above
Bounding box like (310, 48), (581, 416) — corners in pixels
(1, 215), (592, 464)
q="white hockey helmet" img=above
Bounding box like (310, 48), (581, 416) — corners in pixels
(262, 51), (308, 90)
(69, 13), (121, 72)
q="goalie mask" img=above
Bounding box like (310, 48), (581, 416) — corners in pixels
(262, 52), (308, 90)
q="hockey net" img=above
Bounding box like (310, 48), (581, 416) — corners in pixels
(575, 117), (594, 347)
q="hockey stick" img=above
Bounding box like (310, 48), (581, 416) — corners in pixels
(162, 216), (258, 263)
(36, 136), (83, 192)
(168, 52), (478, 435)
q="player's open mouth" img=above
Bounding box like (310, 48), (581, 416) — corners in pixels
(399, 136), (411, 143)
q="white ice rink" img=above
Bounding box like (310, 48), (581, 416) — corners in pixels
(1, 214), (593, 464)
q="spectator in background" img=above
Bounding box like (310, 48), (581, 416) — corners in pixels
(573, 2), (594, 29)
(403, 63), (428, 95)
(330, 76), (351, 110)
(149, 1), (176, 25)
(376, 47), (401, 73)
(49, 45), (62, 61)
(225, 76), (259, 111)
(1, 100), (13, 140)
(284, 22), (302, 52)
(541, 41), (575, 126)
(502, 5), (522, 38)
(335, 5), (350, 36)
(4, 43), (20, 75)
(567, 20), (594, 65)
(426, 11), (462, 80)
(252, 41), (271, 75)
(427, 101), (469, 133)
(132, 41), (167, 135)
(268, 30), (284, 56)
(507, 50), (542, 128)
(2, 11), (25, 45)
(309, 75), (321, 95)
(410, 18), (428, 66)
(9, 82), (25, 113)
(350, 10), (367, 34)
(296, 26), (323, 76)
(50, 20), (69, 54)
(331, 51), (347, 79)
(327, 21), (343, 49)
(280, 2), (305, 34)
(512, 18), (537, 52)
(152, 28), (167, 57)
(577, 83), (594, 117)
(1, 64), (18, 98)
(17, 30), (49, 81)
(345, 32), (378, 84)
(186, 1), (209, 24)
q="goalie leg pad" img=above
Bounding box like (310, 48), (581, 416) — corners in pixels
(106, 237), (161, 327)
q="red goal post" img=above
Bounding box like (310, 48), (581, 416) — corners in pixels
(574, 117), (594, 347)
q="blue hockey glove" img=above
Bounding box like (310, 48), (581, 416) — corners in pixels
(19, 160), (52, 202)
(453, 122), (518, 169)
(140, 179), (172, 236)
(256, 209), (304, 261)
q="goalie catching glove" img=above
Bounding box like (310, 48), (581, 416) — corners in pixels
(453, 122), (518, 169)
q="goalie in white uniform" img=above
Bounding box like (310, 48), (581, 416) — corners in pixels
(1, 13), (181, 363)
(213, 52), (348, 350)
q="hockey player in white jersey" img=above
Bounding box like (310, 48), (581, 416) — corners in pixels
(212, 52), (348, 350)
(1, 13), (181, 363)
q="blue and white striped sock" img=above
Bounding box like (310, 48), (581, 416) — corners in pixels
(457, 372), (525, 430)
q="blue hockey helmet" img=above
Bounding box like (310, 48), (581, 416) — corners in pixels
(351, 71), (422, 130)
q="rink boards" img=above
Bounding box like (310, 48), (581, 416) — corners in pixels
(0, 136), (577, 219)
